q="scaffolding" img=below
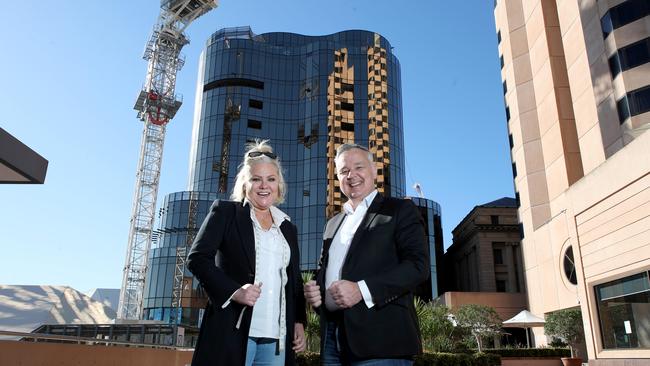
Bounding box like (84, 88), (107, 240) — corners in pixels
(118, 0), (218, 321)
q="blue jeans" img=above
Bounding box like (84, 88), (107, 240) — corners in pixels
(245, 337), (285, 366)
(321, 318), (413, 366)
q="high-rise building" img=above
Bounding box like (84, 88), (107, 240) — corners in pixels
(494, 0), (650, 363)
(141, 27), (443, 329)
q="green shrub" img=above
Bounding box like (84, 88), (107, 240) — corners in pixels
(483, 348), (571, 357)
(297, 352), (501, 366)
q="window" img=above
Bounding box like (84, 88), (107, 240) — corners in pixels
(595, 271), (650, 349)
(247, 119), (262, 129)
(491, 215), (499, 225)
(497, 30), (502, 44)
(203, 78), (264, 92)
(505, 106), (511, 121)
(511, 162), (517, 178)
(508, 133), (514, 149)
(341, 83), (354, 92)
(341, 122), (354, 132)
(617, 85), (650, 123)
(502, 80), (508, 95)
(600, 0), (650, 38)
(515, 191), (520, 208)
(249, 99), (263, 109)
(496, 279), (507, 292)
(500, 55), (504, 69)
(493, 248), (504, 265)
(617, 95), (631, 123)
(340, 102), (354, 111)
(563, 246), (577, 285)
(608, 38), (650, 78)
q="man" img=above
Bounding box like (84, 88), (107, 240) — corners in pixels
(304, 143), (429, 365)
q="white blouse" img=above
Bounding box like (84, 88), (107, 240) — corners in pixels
(248, 204), (291, 348)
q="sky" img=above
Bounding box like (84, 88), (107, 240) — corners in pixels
(0, 0), (512, 292)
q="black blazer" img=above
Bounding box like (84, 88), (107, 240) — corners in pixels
(315, 194), (429, 359)
(187, 200), (306, 366)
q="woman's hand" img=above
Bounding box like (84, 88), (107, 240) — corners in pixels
(292, 323), (306, 352)
(232, 283), (262, 306)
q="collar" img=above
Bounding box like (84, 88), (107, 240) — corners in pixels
(343, 189), (378, 215)
(243, 199), (291, 224)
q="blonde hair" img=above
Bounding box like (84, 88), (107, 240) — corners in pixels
(230, 139), (286, 204)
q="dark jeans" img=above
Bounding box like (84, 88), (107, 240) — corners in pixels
(321, 314), (413, 366)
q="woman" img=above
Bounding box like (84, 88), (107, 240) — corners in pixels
(187, 140), (306, 366)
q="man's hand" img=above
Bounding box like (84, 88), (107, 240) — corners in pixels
(292, 323), (306, 352)
(303, 280), (322, 308)
(328, 280), (362, 309)
(232, 283), (262, 306)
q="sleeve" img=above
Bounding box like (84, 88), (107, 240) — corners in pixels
(363, 199), (430, 307)
(357, 280), (375, 308)
(187, 200), (242, 306)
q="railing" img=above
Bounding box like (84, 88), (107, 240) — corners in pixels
(0, 330), (185, 348)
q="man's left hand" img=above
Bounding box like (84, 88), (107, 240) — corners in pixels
(327, 280), (362, 308)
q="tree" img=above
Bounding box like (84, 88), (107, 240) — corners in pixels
(544, 308), (584, 358)
(414, 298), (457, 352)
(453, 304), (503, 352)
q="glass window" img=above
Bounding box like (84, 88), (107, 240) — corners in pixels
(600, 0), (650, 38)
(496, 279), (507, 292)
(563, 246), (577, 285)
(493, 248), (504, 265)
(617, 95), (631, 123)
(596, 271), (650, 349)
(609, 38), (650, 78)
(491, 215), (499, 225)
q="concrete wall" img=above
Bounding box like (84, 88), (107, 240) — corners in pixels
(0, 341), (193, 366)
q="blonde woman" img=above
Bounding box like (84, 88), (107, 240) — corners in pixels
(188, 140), (306, 366)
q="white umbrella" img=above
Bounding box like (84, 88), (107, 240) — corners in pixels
(502, 310), (545, 348)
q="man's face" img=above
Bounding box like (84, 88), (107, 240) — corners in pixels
(335, 148), (377, 207)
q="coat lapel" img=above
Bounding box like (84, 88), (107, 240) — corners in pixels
(235, 203), (256, 272)
(342, 194), (383, 271)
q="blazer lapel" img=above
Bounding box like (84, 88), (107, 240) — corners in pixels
(235, 203), (256, 272)
(323, 213), (346, 257)
(342, 194), (383, 272)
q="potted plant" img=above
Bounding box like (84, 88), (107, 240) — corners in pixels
(544, 308), (584, 366)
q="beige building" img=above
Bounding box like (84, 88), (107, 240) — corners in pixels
(494, 0), (650, 364)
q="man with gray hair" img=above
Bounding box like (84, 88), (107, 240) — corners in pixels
(304, 143), (429, 365)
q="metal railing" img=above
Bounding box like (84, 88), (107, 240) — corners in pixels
(0, 330), (190, 349)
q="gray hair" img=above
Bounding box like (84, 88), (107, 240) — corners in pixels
(335, 143), (374, 167)
(230, 139), (286, 204)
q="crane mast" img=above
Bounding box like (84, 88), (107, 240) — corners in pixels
(118, 0), (217, 320)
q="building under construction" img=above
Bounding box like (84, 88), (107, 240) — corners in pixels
(141, 27), (443, 328)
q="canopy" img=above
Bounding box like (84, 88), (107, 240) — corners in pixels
(502, 310), (545, 348)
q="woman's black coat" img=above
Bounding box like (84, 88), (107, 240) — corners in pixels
(187, 200), (306, 366)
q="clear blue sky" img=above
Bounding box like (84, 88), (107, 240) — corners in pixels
(0, 0), (512, 292)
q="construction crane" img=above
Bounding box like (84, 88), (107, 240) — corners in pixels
(118, 0), (218, 320)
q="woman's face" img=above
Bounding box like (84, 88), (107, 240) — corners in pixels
(245, 162), (280, 210)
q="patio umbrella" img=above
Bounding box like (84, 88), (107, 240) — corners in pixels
(502, 310), (545, 348)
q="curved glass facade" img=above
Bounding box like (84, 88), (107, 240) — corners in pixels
(144, 27), (436, 328)
(189, 26), (405, 270)
(142, 191), (217, 325)
(410, 197), (444, 301)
